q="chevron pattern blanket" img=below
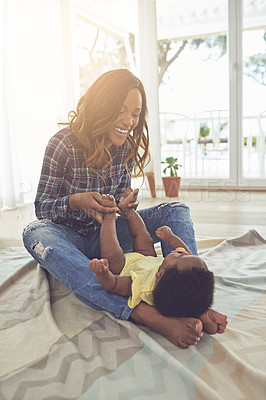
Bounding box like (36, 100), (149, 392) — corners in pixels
(0, 230), (266, 399)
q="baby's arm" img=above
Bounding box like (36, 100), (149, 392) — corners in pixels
(89, 258), (132, 296)
(156, 226), (192, 254)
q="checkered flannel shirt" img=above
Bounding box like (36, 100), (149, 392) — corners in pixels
(35, 128), (134, 236)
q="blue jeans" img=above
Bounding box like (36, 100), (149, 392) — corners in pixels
(22, 202), (197, 320)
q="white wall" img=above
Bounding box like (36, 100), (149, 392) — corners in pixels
(1, 0), (78, 206)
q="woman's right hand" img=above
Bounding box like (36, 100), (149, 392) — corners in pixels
(68, 192), (119, 224)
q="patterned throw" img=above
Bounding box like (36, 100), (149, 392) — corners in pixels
(0, 230), (266, 399)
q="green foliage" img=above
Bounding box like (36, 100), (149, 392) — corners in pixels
(158, 34), (227, 85)
(78, 18), (265, 93)
(161, 157), (182, 177)
(244, 53), (266, 86)
(199, 123), (210, 138)
(158, 30), (266, 88)
(189, 35), (227, 59)
(243, 136), (257, 147)
(219, 121), (228, 132)
(78, 23), (134, 94)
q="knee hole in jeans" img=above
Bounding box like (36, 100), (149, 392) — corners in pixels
(32, 241), (52, 260)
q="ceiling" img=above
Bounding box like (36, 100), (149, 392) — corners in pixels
(75, 0), (266, 41)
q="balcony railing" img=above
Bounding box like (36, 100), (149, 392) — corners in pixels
(160, 111), (266, 179)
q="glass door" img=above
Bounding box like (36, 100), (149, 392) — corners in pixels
(241, 0), (266, 187)
(157, 0), (231, 187)
(156, 0), (266, 189)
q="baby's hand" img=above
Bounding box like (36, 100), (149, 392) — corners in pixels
(156, 226), (173, 242)
(89, 258), (109, 275)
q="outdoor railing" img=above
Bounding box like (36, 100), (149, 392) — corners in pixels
(159, 111), (266, 178)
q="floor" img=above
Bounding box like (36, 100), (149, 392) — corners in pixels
(1, 186), (266, 250)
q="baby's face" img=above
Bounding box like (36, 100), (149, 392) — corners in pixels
(155, 252), (208, 284)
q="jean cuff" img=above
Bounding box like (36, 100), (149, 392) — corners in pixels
(120, 303), (134, 320)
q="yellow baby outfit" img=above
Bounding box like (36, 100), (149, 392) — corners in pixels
(120, 252), (164, 308)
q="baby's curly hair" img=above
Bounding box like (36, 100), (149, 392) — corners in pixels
(153, 267), (214, 318)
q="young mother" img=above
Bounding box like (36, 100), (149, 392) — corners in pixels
(23, 69), (202, 349)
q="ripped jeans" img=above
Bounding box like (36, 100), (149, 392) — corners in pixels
(22, 202), (197, 320)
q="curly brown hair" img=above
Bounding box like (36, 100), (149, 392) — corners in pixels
(153, 267), (214, 318)
(68, 69), (150, 177)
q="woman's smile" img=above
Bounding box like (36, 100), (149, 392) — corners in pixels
(113, 126), (130, 137)
(108, 88), (142, 146)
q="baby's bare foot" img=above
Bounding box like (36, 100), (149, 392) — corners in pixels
(200, 309), (228, 335)
(102, 194), (116, 208)
(118, 188), (139, 212)
(101, 194), (118, 220)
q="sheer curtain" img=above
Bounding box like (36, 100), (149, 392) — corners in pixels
(0, 0), (78, 209)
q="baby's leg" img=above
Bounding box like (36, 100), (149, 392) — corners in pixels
(89, 258), (132, 296)
(200, 309), (228, 335)
(119, 189), (156, 257)
(100, 194), (125, 275)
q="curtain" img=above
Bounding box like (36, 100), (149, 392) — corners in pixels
(0, 0), (77, 209)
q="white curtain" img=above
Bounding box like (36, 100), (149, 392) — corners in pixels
(0, 0), (78, 209)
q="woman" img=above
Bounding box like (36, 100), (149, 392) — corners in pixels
(23, 69), (202, 348)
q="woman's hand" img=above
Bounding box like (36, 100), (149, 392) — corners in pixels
(68, 192), (119, 224)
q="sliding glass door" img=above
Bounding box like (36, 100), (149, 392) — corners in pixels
(157, 0), (266, 189)
(158, 0), (229, 185)
(241, 0), (266, 186)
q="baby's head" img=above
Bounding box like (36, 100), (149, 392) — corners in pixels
(153, 251), (214, 318)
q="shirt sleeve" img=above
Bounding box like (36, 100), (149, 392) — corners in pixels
(127, 271), (142, 308)
(35, 135), (71, 222)
(127, 271), (154, 308)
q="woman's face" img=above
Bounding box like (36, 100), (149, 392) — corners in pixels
(108, 88), (142, 146)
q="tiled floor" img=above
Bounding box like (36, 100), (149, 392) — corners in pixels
(0, 187), (266, 250)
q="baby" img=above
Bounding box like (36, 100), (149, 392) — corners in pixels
(89, 188), (227, 335)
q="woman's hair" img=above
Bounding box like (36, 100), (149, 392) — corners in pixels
(153, 267), (214, 318)
(68, 69), (150, 177)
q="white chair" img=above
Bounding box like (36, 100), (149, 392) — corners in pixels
(193, 110), (229, 154)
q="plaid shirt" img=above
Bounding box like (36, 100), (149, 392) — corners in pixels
(35, 128), (134, 236)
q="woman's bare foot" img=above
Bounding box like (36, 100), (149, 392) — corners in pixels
(89, 258), (117, 291)
(160, 317), (205, 349)
(118, 188), (139, 213)
(130, 302), (204, 349)
(200, 309), (228, 334)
